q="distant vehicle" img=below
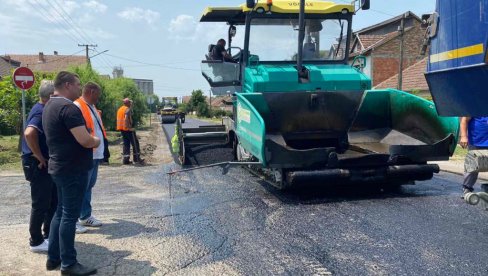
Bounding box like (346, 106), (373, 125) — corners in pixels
(160, 97), (185, 124)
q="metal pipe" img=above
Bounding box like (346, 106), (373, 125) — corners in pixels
(286, 164), (440, 185)
(297, 0), (306, 78)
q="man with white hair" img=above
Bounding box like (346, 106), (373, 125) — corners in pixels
(21, 80), (57, 253)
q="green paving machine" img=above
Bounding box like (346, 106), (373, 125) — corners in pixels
(175, 0), (459, 189)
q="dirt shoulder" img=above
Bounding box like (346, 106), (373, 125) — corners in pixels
(0, 118), (177, 275)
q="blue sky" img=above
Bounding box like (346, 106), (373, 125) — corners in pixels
(0, 0), (435, 98)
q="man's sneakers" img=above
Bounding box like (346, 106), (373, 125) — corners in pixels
(75, 223), (88, 234)
(30, 239), (49, 253)
(79, 216), (102, 227)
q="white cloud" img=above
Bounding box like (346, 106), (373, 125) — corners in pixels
(168, 14), (228, 42)
(117, 7), (160, 25)
(3, 0), (79, 24)
(168, 15), (197, 36)
(83, 0), (107, 13)
(0, 1), (114, 44)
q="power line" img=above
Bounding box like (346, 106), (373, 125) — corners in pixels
(44, 0), (93, 44)
(29, 0), (82, 44)
(47, 0), (96, 44)
(32, 0), (86, 43)
(91, 48), (115, 69)
(102, 53), (200, 72)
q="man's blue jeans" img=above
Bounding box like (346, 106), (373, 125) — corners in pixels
(80, 159), (100, 220)
(48, 172), (88, 269)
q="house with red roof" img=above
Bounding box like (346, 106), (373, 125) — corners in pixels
(349, 11), (427, 87)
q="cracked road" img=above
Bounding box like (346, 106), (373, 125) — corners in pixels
(0, 118), (487, 275)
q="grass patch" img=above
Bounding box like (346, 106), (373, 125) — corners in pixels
(187, 115), (223, 124)
(0, 135), (21, 172)
(452, 145), (468, 161)
(105, 131), (122, 165)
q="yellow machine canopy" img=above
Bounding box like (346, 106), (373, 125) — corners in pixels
(200, 0), (355, 23)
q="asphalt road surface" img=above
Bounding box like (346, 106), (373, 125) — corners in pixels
(161, 117), (488, 275)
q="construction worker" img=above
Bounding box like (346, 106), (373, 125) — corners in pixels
(116, 98), (143, 164)
(460, 116), (488, 197)
(74, 82), (106, 234)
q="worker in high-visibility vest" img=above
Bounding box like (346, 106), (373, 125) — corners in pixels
(116, 98), (143, 164)
(74, 81), (106, 233)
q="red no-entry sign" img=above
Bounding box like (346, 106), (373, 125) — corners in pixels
(12, 67), (35, 90)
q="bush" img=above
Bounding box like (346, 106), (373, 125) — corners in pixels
(196, 102), (211, 117)
(212, 109), (232, 118)
(1, 65), (150, 134)
(0, 72), (55, 135)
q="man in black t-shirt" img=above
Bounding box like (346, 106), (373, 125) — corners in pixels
(43, 71), (100, 275)
(211, 38), (234, 62)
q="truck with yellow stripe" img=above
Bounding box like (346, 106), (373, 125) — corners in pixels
(424, 0), (488, 116)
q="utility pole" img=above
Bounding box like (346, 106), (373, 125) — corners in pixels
(397, 13), (407, 90)
(78, 44), (97, 66)
(209, 89), (212, 110)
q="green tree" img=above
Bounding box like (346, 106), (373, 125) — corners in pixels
(0, 72), (55, 135)
(186, 89), (211, 117)
(196, 102), (211, 117)
(73, 65), (148, 129)
(187, 90), (206, 112)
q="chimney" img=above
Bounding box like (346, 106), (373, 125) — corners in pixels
(54, 51), (58, 55)
(38, 52), (45, 63)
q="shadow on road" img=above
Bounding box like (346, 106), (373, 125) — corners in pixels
(76, 242), (157, 275)
(87, 219), (159, 240)
(258, 176), (456, 205)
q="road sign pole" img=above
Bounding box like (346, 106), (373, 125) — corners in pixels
(21, 89), (26, 131)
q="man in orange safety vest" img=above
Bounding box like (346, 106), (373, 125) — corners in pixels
(116, 98), (143, 164)
(74, 82), (106, 233)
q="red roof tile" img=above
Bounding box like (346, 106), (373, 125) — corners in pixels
(6, 53), (87, 73)
(358, 34), (386, 50)
(374, 57), (429, 91)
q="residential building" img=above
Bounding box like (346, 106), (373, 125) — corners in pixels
(0, 56), (21, 79)
(375, 57), (430, 98)
(210, 95), (233, 112)
(6, 51), (86, 73)
(349, 11), (427, 87)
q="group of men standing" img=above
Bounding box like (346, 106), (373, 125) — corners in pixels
(21, 71), (143, 275)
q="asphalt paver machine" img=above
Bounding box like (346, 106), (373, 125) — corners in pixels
(175, 0), (460, 189)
